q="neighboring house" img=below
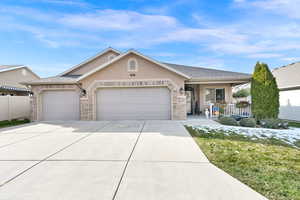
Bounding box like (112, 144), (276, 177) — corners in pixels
(23, 47), (251, 121)
(0, 65), (39, 96)
(273, 62), (300, 121)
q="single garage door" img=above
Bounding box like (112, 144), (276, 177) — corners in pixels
(96, 87), (171, 120)
(42, 90), (80, 121)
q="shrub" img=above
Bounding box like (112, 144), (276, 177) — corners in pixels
(219, 116), (238, 126)
(240, 118), (256, 127)
(260, 119), (289, 129)
(231, 115), (246, 121)
(251, 62), (279, 120)
(233, 89), (250, 98)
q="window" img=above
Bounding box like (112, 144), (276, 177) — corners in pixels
(128, 58), (138, 72)
(205, 88), (215, 104)
(205, 88), (225, 104)
(216, 88), (225, 102)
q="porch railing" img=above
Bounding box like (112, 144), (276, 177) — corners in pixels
(210, 103), (251, 117)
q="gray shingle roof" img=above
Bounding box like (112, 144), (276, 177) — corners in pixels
(22, 76), (77, 85)
(164, 63), (251, 81)
(23, 62), (252, 85)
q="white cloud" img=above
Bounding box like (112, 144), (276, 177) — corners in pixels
(247, 53), (283, 58)
(60, 9), (178, 31)
(281, 57), (300, 62)
(237, 0), (300, 19)
(233, 0), (246, 3)
(30, 0), (88, 7)
(1, 4), (300, 64)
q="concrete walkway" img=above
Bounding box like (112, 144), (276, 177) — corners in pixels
(0, 121), (267, 200)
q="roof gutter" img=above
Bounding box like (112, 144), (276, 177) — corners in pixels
(279, 86), (300, 91)
(185, 79), (250, 84)
(20, 81), (78, 86)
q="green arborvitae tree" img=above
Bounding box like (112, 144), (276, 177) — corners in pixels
(251, 62), (279, 120)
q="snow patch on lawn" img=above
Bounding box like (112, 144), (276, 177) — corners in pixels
(191, 124), (300, 146)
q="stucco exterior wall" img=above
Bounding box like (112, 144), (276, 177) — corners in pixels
(67, 50), (120, 76)
(80, 80), (186, 120)
(30, 84), (80, 121)
(198, 84), (233, 111)
(30, 53), (187, 121)
(79, 53), (187, 120)
(79, 53), (186, 90)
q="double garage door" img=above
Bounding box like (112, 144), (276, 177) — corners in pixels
(42, 87), (171, 121)
(96, 87), (171, 120)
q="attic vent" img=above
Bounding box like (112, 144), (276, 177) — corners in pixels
(108, 54), (116, 60)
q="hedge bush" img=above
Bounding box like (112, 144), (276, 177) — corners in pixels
(260, 119), (289, 129)
(219, 116), (238, 126)
(251, 62), (279, 120)
(240, 118), (256, 127)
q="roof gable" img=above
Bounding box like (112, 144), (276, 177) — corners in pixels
(59, 47), (121, 76)
(0, 65), (39, 79)
(77, 50), (191, 81)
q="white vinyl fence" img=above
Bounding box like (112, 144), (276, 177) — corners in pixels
(0, 96), (30, 121)
(210, 103), (251, 117)
(223, 104), (251, 117)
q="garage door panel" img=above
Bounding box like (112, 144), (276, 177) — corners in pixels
(97, 88), (171, 120)
(42, 91), (80, 121)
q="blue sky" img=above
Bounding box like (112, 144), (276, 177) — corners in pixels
(1, 0), (300, 77)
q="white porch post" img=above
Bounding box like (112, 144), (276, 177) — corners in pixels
(209, 103), (213, 118)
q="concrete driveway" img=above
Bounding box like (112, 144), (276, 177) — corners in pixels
(0, 121), (267, 200)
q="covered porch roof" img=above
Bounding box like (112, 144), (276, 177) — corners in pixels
(164, 63), (251, 84)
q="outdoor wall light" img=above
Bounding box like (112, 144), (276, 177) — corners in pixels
(179, 87), (184, 94)
(81, 89), (86, 96)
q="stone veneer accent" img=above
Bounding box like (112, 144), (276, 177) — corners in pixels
(30, 80), (186, 121)
(30, 84), (81, 121)
(82, 79), (186, 120)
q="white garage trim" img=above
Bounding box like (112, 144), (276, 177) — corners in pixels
(36, 87), (81, 121)
(96, 87), (171, 120)
(87, 79), (179, 120)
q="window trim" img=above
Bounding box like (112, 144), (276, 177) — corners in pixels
(127, 58), (138, 72)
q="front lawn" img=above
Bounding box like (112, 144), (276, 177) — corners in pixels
(0, 119), (30, 129)
(186, 126), (300, 200)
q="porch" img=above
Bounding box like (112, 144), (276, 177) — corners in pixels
(185, 83), (251, 118)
